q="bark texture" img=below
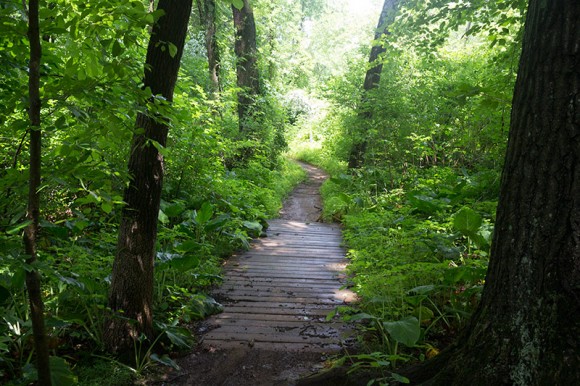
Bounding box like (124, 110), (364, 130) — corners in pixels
(24, 0), (51, 383)
(348, 0), (399, 169)
(105, 0), (193, 352)
(406, 1), (580, 384)
(197, 0), (221, 95)
(232, 0), (260, 132)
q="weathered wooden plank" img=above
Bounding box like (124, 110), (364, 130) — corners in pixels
(254, 239), (344, 247)
(222, 266), (346, 275)
(218, 306), (332, 316)
(217, 294), (346, 305)
(224, 261), (348, 270)
(222, 272), (345, 281)
(202, 339), (342, 352)
(210, 318), (343, 329)
(216, 292), (354, 303)
(202, 217), (353, 353)
(232, 257), (347, 266)
(204, 331), (339, 345)
(210, 312), (328, 323)
(221, 277), (348, 287)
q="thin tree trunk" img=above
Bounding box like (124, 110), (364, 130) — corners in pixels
(404, 1), (580, 384)
(348, 0), (399, 169)
(105, 0), (193, 353)
(232, 0), (260, 132)
(203, 0), (221, 95)
(23, 0), (51, 383)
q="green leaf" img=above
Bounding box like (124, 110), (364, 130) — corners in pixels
(112, 40), (124, 57)
(101, 201), (113, 214)
(6, 220), (33, 235)
(175, 240), (202, 253)
(158, 209), (169, 224)
(344, 312), (376, 322)
(150, 139), (170, 157)
(156, 253), (199, 272)
(230, 0), (244, 10)
(50, 356), (77, 386)
(164, 328), (193, 349)
(164, 202), (186, 217)
(382, 316), (420, 347)
(392, 373), (410, 383)
(150, 353), (180, 370)
(11, 269), (26, 290)
(242, 221), (262, 232)
(196, 202), (214, 225)
(453, 207), (482, 234)
(168, 42), (178, 58)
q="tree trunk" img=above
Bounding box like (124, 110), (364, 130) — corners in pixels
(23, 0), (51, 383)
(198, 0), (221, 95)
(105, 0), (193, 353)
(348, 0), (399, 169)
(232, 0), (260, 132)
(405, 1), (580, 384)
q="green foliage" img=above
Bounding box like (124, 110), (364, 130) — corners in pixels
(286, 1), (522, 373)
(0, 0), (309, 381)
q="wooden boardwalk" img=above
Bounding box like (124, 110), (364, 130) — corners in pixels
(202, 219), (356, 352)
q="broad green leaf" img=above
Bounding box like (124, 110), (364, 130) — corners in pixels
(412, 306), (434, 322)
(101, 201), (113, 214)
(164, 328), (194, 349)
(453, 207), (482, 234)
(157, 254), (199, 272)
(230, 0), (244, 10)
(158, 209), (169, 224)
(150, 353), (180, 370)
(242, 221), (262, 232)
(197, 202), (214, 225)
(382, 316), (420, 347)
(407, 285), (436, 295)
(175, 240), (202, 253)
(164, 202), (186, 217)
(50, 356), (77, 386)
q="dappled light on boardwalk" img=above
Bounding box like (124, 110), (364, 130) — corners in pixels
(203, 219), (356, 352)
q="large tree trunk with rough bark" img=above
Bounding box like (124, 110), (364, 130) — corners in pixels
(23, 0), (51, 383)
(404, 1), (580, 384)
(232, 0), (260, 132)
(105, 0), (193, 353)
(348, 0), (399, 169)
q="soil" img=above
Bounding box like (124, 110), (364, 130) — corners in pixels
(278, 161), (327, 223)
(157, 162), (346, 386)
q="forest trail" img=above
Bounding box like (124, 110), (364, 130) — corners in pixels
(172, 162), (356, 385)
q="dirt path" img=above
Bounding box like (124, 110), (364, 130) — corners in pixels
(278, 161), (327, 223)
(164, 162), (355, 386)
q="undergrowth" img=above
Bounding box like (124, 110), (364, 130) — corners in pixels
(0, 158), (305, 385)
(300, 151), (497, 381)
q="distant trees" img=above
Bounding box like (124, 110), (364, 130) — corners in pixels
(232, 0), (261, 133)
(197, 0), (221, 95)
(405, 0), (580, 383)
(348, 0), (400, 169)
(105, 0), (193, 352)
